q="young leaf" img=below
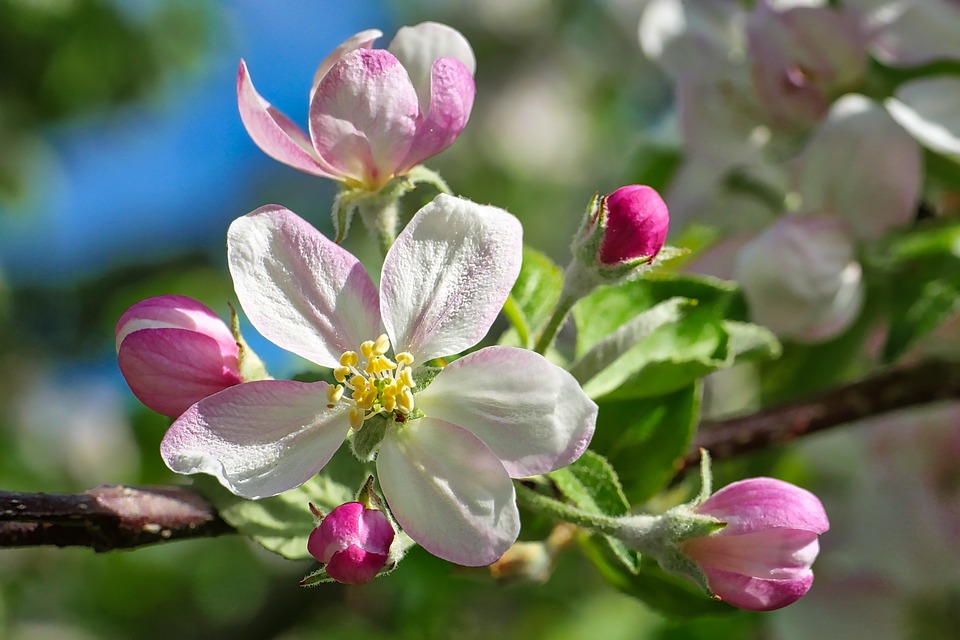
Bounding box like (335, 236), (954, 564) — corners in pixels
(504, 246), (563, 348)
(548, 450), (640, 573)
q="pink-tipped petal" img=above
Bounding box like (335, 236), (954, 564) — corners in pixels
(415, 346), (597, 477)
(388, 21), (476, 111)
(309, 49), (420, 187)
(377, 418), (520, 566)
(160, 380), (351, 499)
(696, 477), (830, 536)
(312, 29), (384, 96)
(380, 194), (523, 362)
(701, 567), (815, 611)
(118, 329), (242, 418)
(399, 57), (476, 172)
(684, 528), (822, 576)
(237, 60), (338, 178)
(115, 295), (237, 357)
(325, 545), (390, 585)
(228, 206), (380, 369)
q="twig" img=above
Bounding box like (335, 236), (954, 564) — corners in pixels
(678, 358), (960, 473)
(3, 359), (959, 551)
(0, 485), (233, 551)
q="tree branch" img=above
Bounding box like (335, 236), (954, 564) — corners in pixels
(3, 359), (959, 552)
(679, 358), (960, 473)
(0, 485), (233, 551)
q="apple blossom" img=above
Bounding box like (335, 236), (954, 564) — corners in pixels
(116, 295), (243, 417)
(237, 22), (476, 192)
(596, 185), (670, 265)
(160, 194), (597, 566)
(682, 477), (829, 611)
(308, 502), (395, 585)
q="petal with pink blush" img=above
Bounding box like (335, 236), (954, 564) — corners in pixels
(115, 294), (237, 357)
(399, 57), (476, 172)
(118, 328), (242, 418)
(415, 346), (596, 477)
(697, 477), (830, 536)
(160, 380), (351, 499)
(388, 22), (476, 110)
(312, 29), (384, 97)
(237, 60), (338, 178)
(377, 418), (519, 566)
(701, 567), (815, 611)
(309, 49), (420, 187)
(228, 206), (380, 369)
(380, 194), (523, 362)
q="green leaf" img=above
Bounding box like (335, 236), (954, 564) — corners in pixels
(580, 536), (733, 618)
(591, 384), (701, 504)
(573, 274), (773, 399)
(549, 450), (639, 573)
(504, 246), (564, 348)
(195, 474), (354, 560)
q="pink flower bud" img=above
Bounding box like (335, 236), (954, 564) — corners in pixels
(307, 502), (395, 585)
(683, 478), (830, 611)
(116, 295), (242, 417)
(598, 185), (670, 265)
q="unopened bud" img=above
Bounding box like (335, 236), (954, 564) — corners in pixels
(307, 502), (395, 585)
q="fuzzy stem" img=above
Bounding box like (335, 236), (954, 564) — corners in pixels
(514, 483), (626, 536)
(532, 262), (598, 355)
(358, 198), (399, 256)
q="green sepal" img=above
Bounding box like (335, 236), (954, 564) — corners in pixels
(412, 364), (443, 390)
(229, 302), (270, 382)
(350, 413), (388, 462)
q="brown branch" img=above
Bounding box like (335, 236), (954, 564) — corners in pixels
(0, 485), (234, 551)
(4, 359), (960, 552)
(679, 358), (960, 473)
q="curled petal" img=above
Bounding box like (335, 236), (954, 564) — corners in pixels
(309, 49), (420, 187)
(237, 60), (337, 178)
(115, 295), (236, 356)
(312, 29), (384, 97)
(377, 418), (520, 566)
(228, 206), (380, 369)
(388, 21), (476, 111)
(697, 477), (830, 536)
(700, 566), (815, 611)
(415, 346), (597, 477)
(885, 77), (960, 156)
(160, 380), (351, 499)
(684, 528), (822, 576)
(380, 194), (523, 362)
(118, 329), (242, 418)
(399, 57), (476, 172)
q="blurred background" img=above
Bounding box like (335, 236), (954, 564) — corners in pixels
(1, 0), (958, 638)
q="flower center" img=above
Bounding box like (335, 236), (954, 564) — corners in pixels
(327, 333), (416, 430)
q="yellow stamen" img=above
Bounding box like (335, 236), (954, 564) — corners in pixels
(349, 407), (364, 430)
(339, 351), (358, 367)
(360, 340), (375, 358)
(396, 352), (414, 365)
(373, 333), (390, 356)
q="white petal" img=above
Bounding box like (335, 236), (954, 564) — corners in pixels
(377, 418), (519, 566)
(311, 28), (383, 98)
(388, 22), (476, 111)
(886, 77), (960, 156)
(160, 380), (351, 499)
(380, 194), (522, 361)
(228, 205), (381, 369)
(416, 347), (597, 477)
(793, 94), (921, 239)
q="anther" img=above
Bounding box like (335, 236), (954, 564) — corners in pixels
(349, 407), (364, 430)
(360, 340), (375, 358)
(373, 334), (390, 355)
(396, 352), (414, 365)
(339, 351), (358, 367)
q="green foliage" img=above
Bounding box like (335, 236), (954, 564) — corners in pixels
(591, 384), (702, 504)
(504, 245), (564, 348)
(195, 474), (354, 560)
(549, 450), (640, 573)
(573, 274), (779, 400)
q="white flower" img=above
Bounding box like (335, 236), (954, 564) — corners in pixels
(160, 194), (597, 566)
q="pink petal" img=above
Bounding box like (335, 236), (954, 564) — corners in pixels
(388, 21), (476, 111)
(415, 346), (597, 477)
(311, 29), (384, 97)
(697, 477), (830, 535)
(380, 194), (523, 362)
(398, 57), (476, 172)
(115, 295), (237, 357)
(237, 60), (338, 178)
(684, 528), (822, 576)
(118, 329), (242, 418)
(377, 418), (520, 566)
(702, 567), (815, 611)
(160, 380), (351, 499)
(325, 545), (389, 585)
(309, 49), (419, 188)
(228, 205), (381, 369)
